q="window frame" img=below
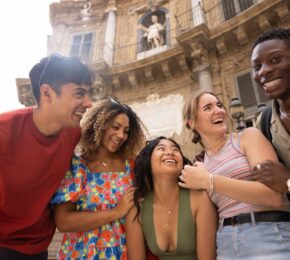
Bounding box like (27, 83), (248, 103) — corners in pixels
(234, 70), (271, 118)
(69, 32), (94, 63)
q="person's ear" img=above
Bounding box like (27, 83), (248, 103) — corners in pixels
(188, 119), (195, 129)
(40, 84), (52, 102)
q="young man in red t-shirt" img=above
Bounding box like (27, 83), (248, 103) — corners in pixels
(0, 53), (94, 259)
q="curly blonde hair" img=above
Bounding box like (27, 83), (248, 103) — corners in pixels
(78, 97), (147, 159)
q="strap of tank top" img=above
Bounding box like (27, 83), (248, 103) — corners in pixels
(231, 132), (242, 149)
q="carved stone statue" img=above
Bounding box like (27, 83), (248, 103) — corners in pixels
(141, 15), (164, 49)
(190, 43), (208, 66)
(80, 2), (92, 21)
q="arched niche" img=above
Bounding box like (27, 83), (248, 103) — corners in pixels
(137, 8), (170, 55)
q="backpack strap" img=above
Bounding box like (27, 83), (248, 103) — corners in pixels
(260, 106), (272, 142)
(260, 107), (284, 163)
(260, 107), (289, 200)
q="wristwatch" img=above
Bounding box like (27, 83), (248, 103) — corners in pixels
(287, 179), (290, 192)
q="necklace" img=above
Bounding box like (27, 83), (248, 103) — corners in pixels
(279, 107), (290, 120)
(154, 192), (178, 229)
(162, 202), (178, 229)
(96, 159), (111, 167)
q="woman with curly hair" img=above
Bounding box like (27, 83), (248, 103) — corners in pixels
(51, 97), (146, 260)
(126, 136), (217, 260)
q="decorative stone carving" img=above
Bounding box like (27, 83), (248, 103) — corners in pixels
(161, 61), (171, 78)
(128, 72), (138, 88)
(105, 0), (117, 13)
(146, 93), (160, 102)
(234, 27), (249, 46)
(177, 55), (189, 72)
(258, 15), (271, 32)
(113, 76), (121, 89)
(275, 2), (290, 23)
(144, 67), (154, 82)
(130, 94), (184, 138)
(80, 2), (92, 21)
(128, 0), (168, 15)
(216, 37), (227, 55)
(190, 42), (208, 66)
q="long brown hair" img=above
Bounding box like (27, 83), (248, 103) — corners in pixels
(183, 90), (227, 145)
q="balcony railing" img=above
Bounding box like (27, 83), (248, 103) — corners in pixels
(91, 0), (261, 67)
(93, 27), (179, 67)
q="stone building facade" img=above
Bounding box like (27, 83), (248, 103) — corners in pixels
(15, 0), (290, 258)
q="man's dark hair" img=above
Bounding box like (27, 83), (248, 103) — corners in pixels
(252, 28), (290, 52)
(29, 53), (94, 104)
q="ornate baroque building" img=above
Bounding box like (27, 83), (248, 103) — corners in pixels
(15, 0), (290, 258)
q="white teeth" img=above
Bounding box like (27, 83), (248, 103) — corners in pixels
(264, 78), (281, 89)
(112, 139), (120, 145)
(164, 159), (176, 164)
(75, 112), (84, 116)
(213, 118), (223, 124)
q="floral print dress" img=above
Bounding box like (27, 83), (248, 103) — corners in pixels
(51, 155), (134, 260)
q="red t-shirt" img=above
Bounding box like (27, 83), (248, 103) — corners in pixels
(0, 107), (81, 254)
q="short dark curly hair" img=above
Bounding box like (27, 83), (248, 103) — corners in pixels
(79, 97), (147, 159)
(252, 28), (290, 53)
(133, 136), (192, 219)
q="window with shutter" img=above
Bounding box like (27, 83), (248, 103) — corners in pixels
(235, 71), (270, 115)
(69, 33), (94, 63)
(222, 0), (254, 20)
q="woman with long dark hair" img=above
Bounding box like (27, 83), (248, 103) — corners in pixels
(126, 136), (217, 260)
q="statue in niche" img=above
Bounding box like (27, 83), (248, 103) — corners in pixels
(140, 15), (164, 49)
(80, 2), (92, 21)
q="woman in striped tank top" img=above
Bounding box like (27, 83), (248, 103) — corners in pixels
(179, 90), (290, 260)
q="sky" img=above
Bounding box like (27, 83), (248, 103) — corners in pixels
(0, 0), (57, 112)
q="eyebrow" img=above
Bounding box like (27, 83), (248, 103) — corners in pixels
(252, 49), (286, 61)
(112, 122), (129, 128)
(202, 103), (212, 109)
(75, 86), (91, 93)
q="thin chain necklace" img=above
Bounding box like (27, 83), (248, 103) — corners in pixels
(279, 106), (290, 120)
(96, 159), (111, 167)
(162, 203), (178, 229)
(155, 192), (179, 229)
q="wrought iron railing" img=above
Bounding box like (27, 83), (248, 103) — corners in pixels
(92, 0), (261, 67)
(175, 0), (260, 31)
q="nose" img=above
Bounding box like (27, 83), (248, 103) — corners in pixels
(117, 129), (126, 140)
(214, 105), (223, 114)
(258, 63), (272, 78)
(166, 148), (174, 155)
(84, 95), (92, 108)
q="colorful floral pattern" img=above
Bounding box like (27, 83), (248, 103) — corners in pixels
(51, 155), (134, 260)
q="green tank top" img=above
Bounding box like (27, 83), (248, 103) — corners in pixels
(141, 188), (197, 260)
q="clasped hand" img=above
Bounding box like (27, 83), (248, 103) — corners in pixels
(178, 162), (210, 190)
(252, 160), (290, 193)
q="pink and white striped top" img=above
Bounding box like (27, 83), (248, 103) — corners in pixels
(204, 133), (258, 219)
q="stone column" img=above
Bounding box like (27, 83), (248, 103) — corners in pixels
(197, 65), (213, 92)
(104, 0), (117, 66)
(190, 42), (213, 91)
